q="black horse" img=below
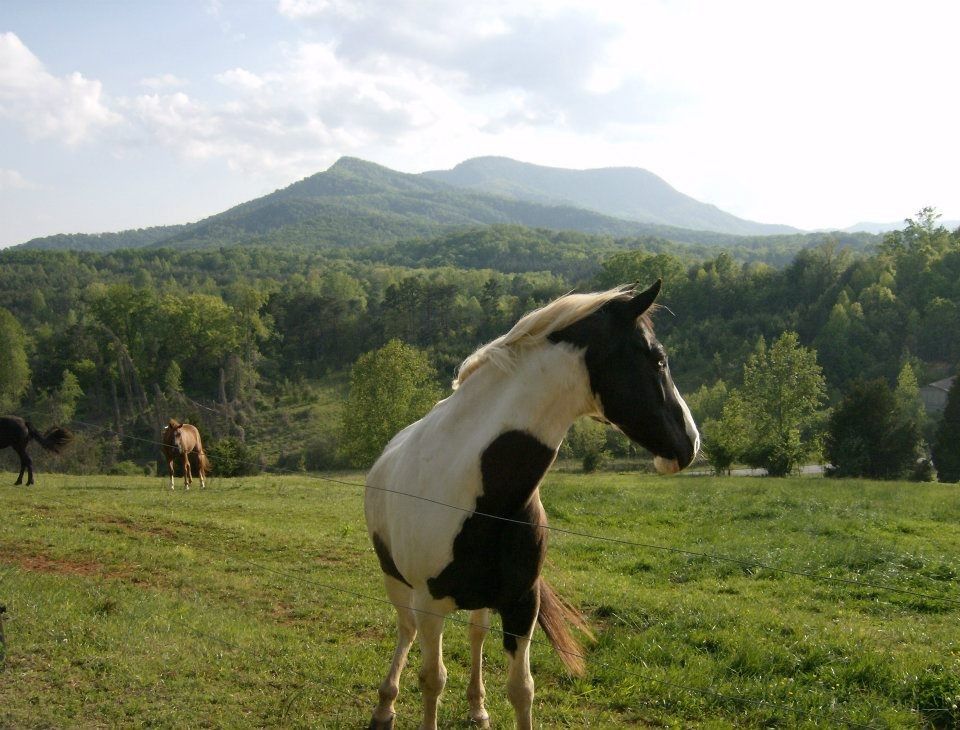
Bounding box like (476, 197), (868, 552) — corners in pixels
(0, 416), (73, 486)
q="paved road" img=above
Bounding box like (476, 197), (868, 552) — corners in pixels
(684, 464), (826, 477)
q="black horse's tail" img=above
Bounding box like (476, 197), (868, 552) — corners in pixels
(26, 422), (74, 453)
(537, 577), (595, 676)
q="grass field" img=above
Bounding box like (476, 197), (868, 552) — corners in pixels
(1, 470), (958, 728)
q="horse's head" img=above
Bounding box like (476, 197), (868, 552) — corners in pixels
(550, 280), (699, 474)
(163, 422), (184, 454)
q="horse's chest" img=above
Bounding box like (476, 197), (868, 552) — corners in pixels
(426, 430), (556, 610)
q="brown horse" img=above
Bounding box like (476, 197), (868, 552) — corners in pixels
(161, 419), (210, 490)
(0, 416), (73, 486)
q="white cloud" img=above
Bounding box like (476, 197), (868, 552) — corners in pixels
(215, 68), (265, 91)
(139, 73), (188, 90)
(0, 168), (39, 191)
(274, 2), (684, 141)
(277, 0), (362, 20)
(0, 32), (122, 145)
(113, 39), (481, 182)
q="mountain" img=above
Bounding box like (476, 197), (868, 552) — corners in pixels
(844, 220), (960, 234)
(167, 156), (731, 249)
(423, 156), (799, 236)
(16, 156), (817, 253)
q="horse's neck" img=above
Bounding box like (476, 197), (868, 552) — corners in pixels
(457, 342), (597, 449)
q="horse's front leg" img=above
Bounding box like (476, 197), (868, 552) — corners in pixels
(182, 454), (191, 489)
(167, 458), (176, 489)
(14, 446), (32, 486)
(501, 591), (540, 730)
(369, 577), (418, 730)
(415, 596), (448, 730)
(467, 608), (491, 727)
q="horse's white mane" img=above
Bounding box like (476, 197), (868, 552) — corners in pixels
(453, 284), (647, 390)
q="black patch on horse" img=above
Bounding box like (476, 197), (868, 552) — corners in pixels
(547, 300), (660, 435)
(547, 293), (694, 466)
(372, 532), (411, 588)
(427, 430), (555, 620)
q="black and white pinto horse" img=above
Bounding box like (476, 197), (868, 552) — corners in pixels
(0, 416), (73, 486)
(364, 281), (699, 729)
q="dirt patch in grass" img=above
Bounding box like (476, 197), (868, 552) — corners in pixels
(95, 514), (179, 540)
(0, 540), (131, 580)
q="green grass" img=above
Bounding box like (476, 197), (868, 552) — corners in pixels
(1, 471), (958, 728)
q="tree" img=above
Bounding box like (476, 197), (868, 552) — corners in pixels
(164, 361), (183, 395)
(207, 436), (260, 477)
(594, 250), (687, 293)
(339, 340), (444, 468)
(40, 369), (84, 424)
(701, 390), (751, 475)
(825, 379), (923, 479)
(685, 379), (729, 424)
(932, 374), (960, 482)
(739, 332), (826, 476)
(564, 417), (609, 472)
(893, 362), (926, 433)
(0, 307), (30, 412)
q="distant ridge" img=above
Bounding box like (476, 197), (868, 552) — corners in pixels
(423, 156), (799, 236)
(17, 224), (188, 252)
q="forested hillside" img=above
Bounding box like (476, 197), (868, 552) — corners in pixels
(1, 210), (957, 477)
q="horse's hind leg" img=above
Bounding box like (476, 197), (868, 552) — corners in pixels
(369, 577), (417, 729)
(415, 596), (448, 730)
(467, 608), (491, 727)
(14, 445), (33, 486)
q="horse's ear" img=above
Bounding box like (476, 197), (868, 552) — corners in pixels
(626, 279), (662, 319)
(168, 418), (181, 429)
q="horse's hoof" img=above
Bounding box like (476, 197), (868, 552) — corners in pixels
(469, 712), (491, 728)
(368, 714), (395, 730)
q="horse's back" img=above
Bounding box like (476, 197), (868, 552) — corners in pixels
(181, 424), (203, 450)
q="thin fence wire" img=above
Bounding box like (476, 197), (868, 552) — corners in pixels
(53, 417), (960, 609)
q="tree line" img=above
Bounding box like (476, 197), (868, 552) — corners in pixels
(0, 211), (957, 481)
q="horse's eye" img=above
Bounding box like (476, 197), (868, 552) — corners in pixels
(657, 360), (666, 370)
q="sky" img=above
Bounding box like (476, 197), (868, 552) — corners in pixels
(2, 0), (959, 248)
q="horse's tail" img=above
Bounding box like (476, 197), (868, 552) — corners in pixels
(198, 449), (212, 474)
(26, 422), (74, 454)
(536, 576), (594, 676)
